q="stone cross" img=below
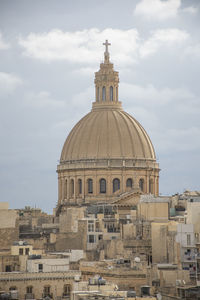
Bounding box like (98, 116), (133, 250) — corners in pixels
(103, 40), (111, 54)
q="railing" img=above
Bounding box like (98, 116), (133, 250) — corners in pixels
(62, 294), (70, 299)
(42, 293), (53, 298)
(25, 294), (35, 300)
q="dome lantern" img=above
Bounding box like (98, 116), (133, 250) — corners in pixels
(94, 40), (120, 105)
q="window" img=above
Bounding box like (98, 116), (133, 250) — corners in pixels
(19, 248), (23, 255)
(5, 265), (11, 272)
(88, 178), (93, 194)
(9, 287), (17, 290)
(187, 234), (191, 246)
(149, 179), (153, 194)
(25, 248), (29, 255)
(26, 286), (33, 293)
(126, 178), (133, 188)
(102, 86), (106, 101)
(78, 179), (82, 194)
(70, 179), (74, 196)
(38, 264), (43, 272)
(110, 86), (113, 101)
(43, 286), (51, 295)
(139, 178), (144, 192)
(116, 87), (118, 101)
(88, 220), (94, 232)
(88, 235), (96, 243)
(113, 178), (120, 193)
(100, 178), (106, 193)
(63, 284), (71, 296)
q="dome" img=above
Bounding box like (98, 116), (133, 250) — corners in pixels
(60, 103), (156, 162)
(56, 40), (160, 210)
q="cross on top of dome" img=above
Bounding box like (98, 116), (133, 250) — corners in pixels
(103, 39), (111, 63)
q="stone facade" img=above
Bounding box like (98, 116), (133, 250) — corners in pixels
(0, 271), (80, 299)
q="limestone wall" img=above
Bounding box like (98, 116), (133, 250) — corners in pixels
(56, 220), (87, 251)
(0, 209), (19, 250)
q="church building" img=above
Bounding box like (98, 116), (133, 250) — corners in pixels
(57, 41), (160, 211)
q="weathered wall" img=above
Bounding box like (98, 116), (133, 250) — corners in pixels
(138, 202), (169, 221)
(59, 207), (85, 233)
(152, 222), (178, 264)
(56, 220), (87, 251)
(0, 209), (19, 250)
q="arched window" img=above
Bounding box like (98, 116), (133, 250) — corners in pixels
(78, 179), (82, 194)
(113, 178), (120, 193)
(100, 178), (106, 193)
(70, 179), (74, 197)
(102, 86), (106, 101)
(63, 284), (71, 296)
(149, 179), (153, 194)
(126, 178), (133, 188)
(139, 178), (144, 192)
(88, 178), (93, 194)
(26, 286), (33, 293)
(110, 86), (113, 101)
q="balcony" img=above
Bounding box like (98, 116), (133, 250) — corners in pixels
(183, 255), (196, 263)
(25, 294), (35, 300)
(42, 293), (53, 299)
(62, 294), (70, 300)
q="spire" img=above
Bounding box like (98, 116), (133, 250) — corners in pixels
(93, 40), (121, 110)
(103, 40), (111, 63)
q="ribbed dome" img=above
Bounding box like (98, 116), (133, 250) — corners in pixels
(60, 104), (156, 162)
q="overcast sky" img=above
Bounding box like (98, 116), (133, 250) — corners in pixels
(0, 0), (200, 213)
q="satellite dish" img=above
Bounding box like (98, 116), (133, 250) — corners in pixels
(134, 257), (141, 263)
(157, 293), (162, 300)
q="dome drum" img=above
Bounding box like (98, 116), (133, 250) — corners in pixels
(57, 167), (159, 206)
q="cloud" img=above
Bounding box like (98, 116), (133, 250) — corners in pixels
(182, 6), (198, 15)
(18, 28), (139, 65)
(120, 82), (200, 154)
(121, 83), (194, 107)
(134, 0), (181, 21)
(0, 32), (10, 50)
(157, 127), (200, 153)
(25, 91), (65, 108)
(184, 43), (200, 58)
(0, 72), (23, 94)
(139, 28), (189, 58)
(18, 28), (189, 65)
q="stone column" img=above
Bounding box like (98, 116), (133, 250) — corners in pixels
(145, 171), (149, 193)
(82, 176), (85, 200)
(67, 177), (70, 200)
(113, 84), (116, 102)
(123, 164), (126, 193)
(73, 177), (76, 200)
(58, 176), (62, 204)
(61, 177), (65, 202)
